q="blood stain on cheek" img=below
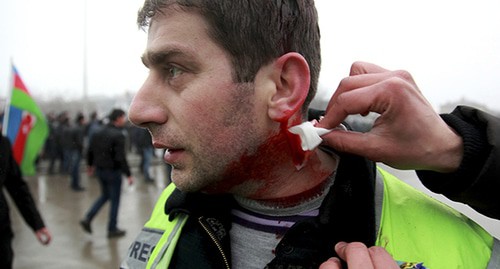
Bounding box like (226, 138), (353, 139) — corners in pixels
(214, 113), (309, 194)
(215, 132), (300, 195)
(217, 132), (290, 192)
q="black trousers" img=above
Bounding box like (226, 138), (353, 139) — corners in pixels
(0, 231), (14, 269)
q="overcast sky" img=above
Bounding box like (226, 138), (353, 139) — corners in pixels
(1, 0), (499, 111)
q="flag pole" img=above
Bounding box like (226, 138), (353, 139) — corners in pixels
(82, 0), (88, 115)
(2, 60), (14, 136)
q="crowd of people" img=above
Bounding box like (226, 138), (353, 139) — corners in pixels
(0, 107), (163, 268)
(40, 109), (160, 189)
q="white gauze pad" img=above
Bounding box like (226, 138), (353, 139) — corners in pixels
(288, 121), (347, 151)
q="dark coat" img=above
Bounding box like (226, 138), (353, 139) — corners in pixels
(417, 105), (500, 219)
(0, 135), (45, 237)
(87, 123), (131, 177)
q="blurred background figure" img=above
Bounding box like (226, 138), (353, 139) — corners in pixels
(85, 110), (102, 146)
(63, 112), (86, 191)
(0, 134), (51, 269)
(42, 112), (57, 172)
(80, 108), (133, 238)
(135, 127), (155, 183)
(48, 111), (69, 174)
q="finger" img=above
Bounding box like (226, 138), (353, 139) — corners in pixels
(319, 257), (343, 269)
(35, 233), (43, 243)
(368, 246), (400, 269)
(321, 131), (379, 158)
(328, 68), (416, 110)
(319, 73), (420, 130)
(349, 61), (390, 76)
(44, 231), (52, 244)
(324, 62), (391, 112)
(318, 82), (387, 129)
(335, 242), (375, 269)
(325, 72), (387, 113)
(36, 231), (49, 245)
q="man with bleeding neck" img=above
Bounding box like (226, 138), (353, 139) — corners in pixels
(124, 1), (499, 269)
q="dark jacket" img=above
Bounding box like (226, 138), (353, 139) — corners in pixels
(417, 106), (500, 219)
(135, 127), (153, 150)
(163, 153), (376, 269)
(87, 123), (131, 177)
(63, 124), (85, 152)
(0, 135), (45, 236)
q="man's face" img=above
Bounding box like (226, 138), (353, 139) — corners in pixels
(115, 115), (127, 127)
(129, 7), (273, 194)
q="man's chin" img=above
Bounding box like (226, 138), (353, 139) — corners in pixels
(170, 168), (232, 194)
(170, 179), (197, 193)
(198, 186), (227, 195)
(170, 174), (208, 193)
(172, 178), (228, 195)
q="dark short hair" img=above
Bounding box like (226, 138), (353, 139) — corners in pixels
(108, 109), (126, 122)
(90, 111), (98, 120)
(137, 0), (321, 115)
(75, 112), (85, 124)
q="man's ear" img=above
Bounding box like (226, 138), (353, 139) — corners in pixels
(267, 52), (310, 121)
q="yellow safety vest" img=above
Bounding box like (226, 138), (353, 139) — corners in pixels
(375, 168), (500, 268)
(120, 184), (187, 269)
(121, 168), (500, 268)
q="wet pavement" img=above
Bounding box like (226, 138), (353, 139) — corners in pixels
(10, 153), (170, 269)
(9, 157), (500, 268)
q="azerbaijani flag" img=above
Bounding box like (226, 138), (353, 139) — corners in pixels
(2, 65), (48, 175)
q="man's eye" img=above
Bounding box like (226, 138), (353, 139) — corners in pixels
(166, 65), (183, 78)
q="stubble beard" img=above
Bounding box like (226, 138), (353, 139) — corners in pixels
(171, 82), (261, 194)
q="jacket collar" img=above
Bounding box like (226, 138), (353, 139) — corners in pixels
(164, 152), (377, 268)
(267, 152), (377, 268)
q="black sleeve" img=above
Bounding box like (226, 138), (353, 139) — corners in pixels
(86, 134), (95, 167)
(417, 106), (500, 219)
(2, 137), (46, 231)
(115, 132), (131, 177)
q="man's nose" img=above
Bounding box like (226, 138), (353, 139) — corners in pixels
(128, 78), (168, 128)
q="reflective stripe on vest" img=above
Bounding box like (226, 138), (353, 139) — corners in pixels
(121, 184), (188, 269)
(489, 238), (500, 269)
(375, 167), (498, 268)
(146, 214), (187, 269)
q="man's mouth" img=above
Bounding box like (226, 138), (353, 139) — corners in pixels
(165, 148), (182, 153)
(164, 148), (184, 164)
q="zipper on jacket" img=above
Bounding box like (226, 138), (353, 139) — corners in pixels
(198, 216), (231, 269)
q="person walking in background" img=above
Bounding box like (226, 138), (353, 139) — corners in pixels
(80, 108), (133, 238)
(135, 127), (155, 183)
(85, 110), (102, 178)
(0, 134), (52, 269)
(48, 111), (69, 174)
(85, 110), (102, 146)
(65, 112), (86, 191)
(43, 112), (57, 172)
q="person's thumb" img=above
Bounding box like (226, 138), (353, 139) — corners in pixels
(321, 130), (371, 157)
